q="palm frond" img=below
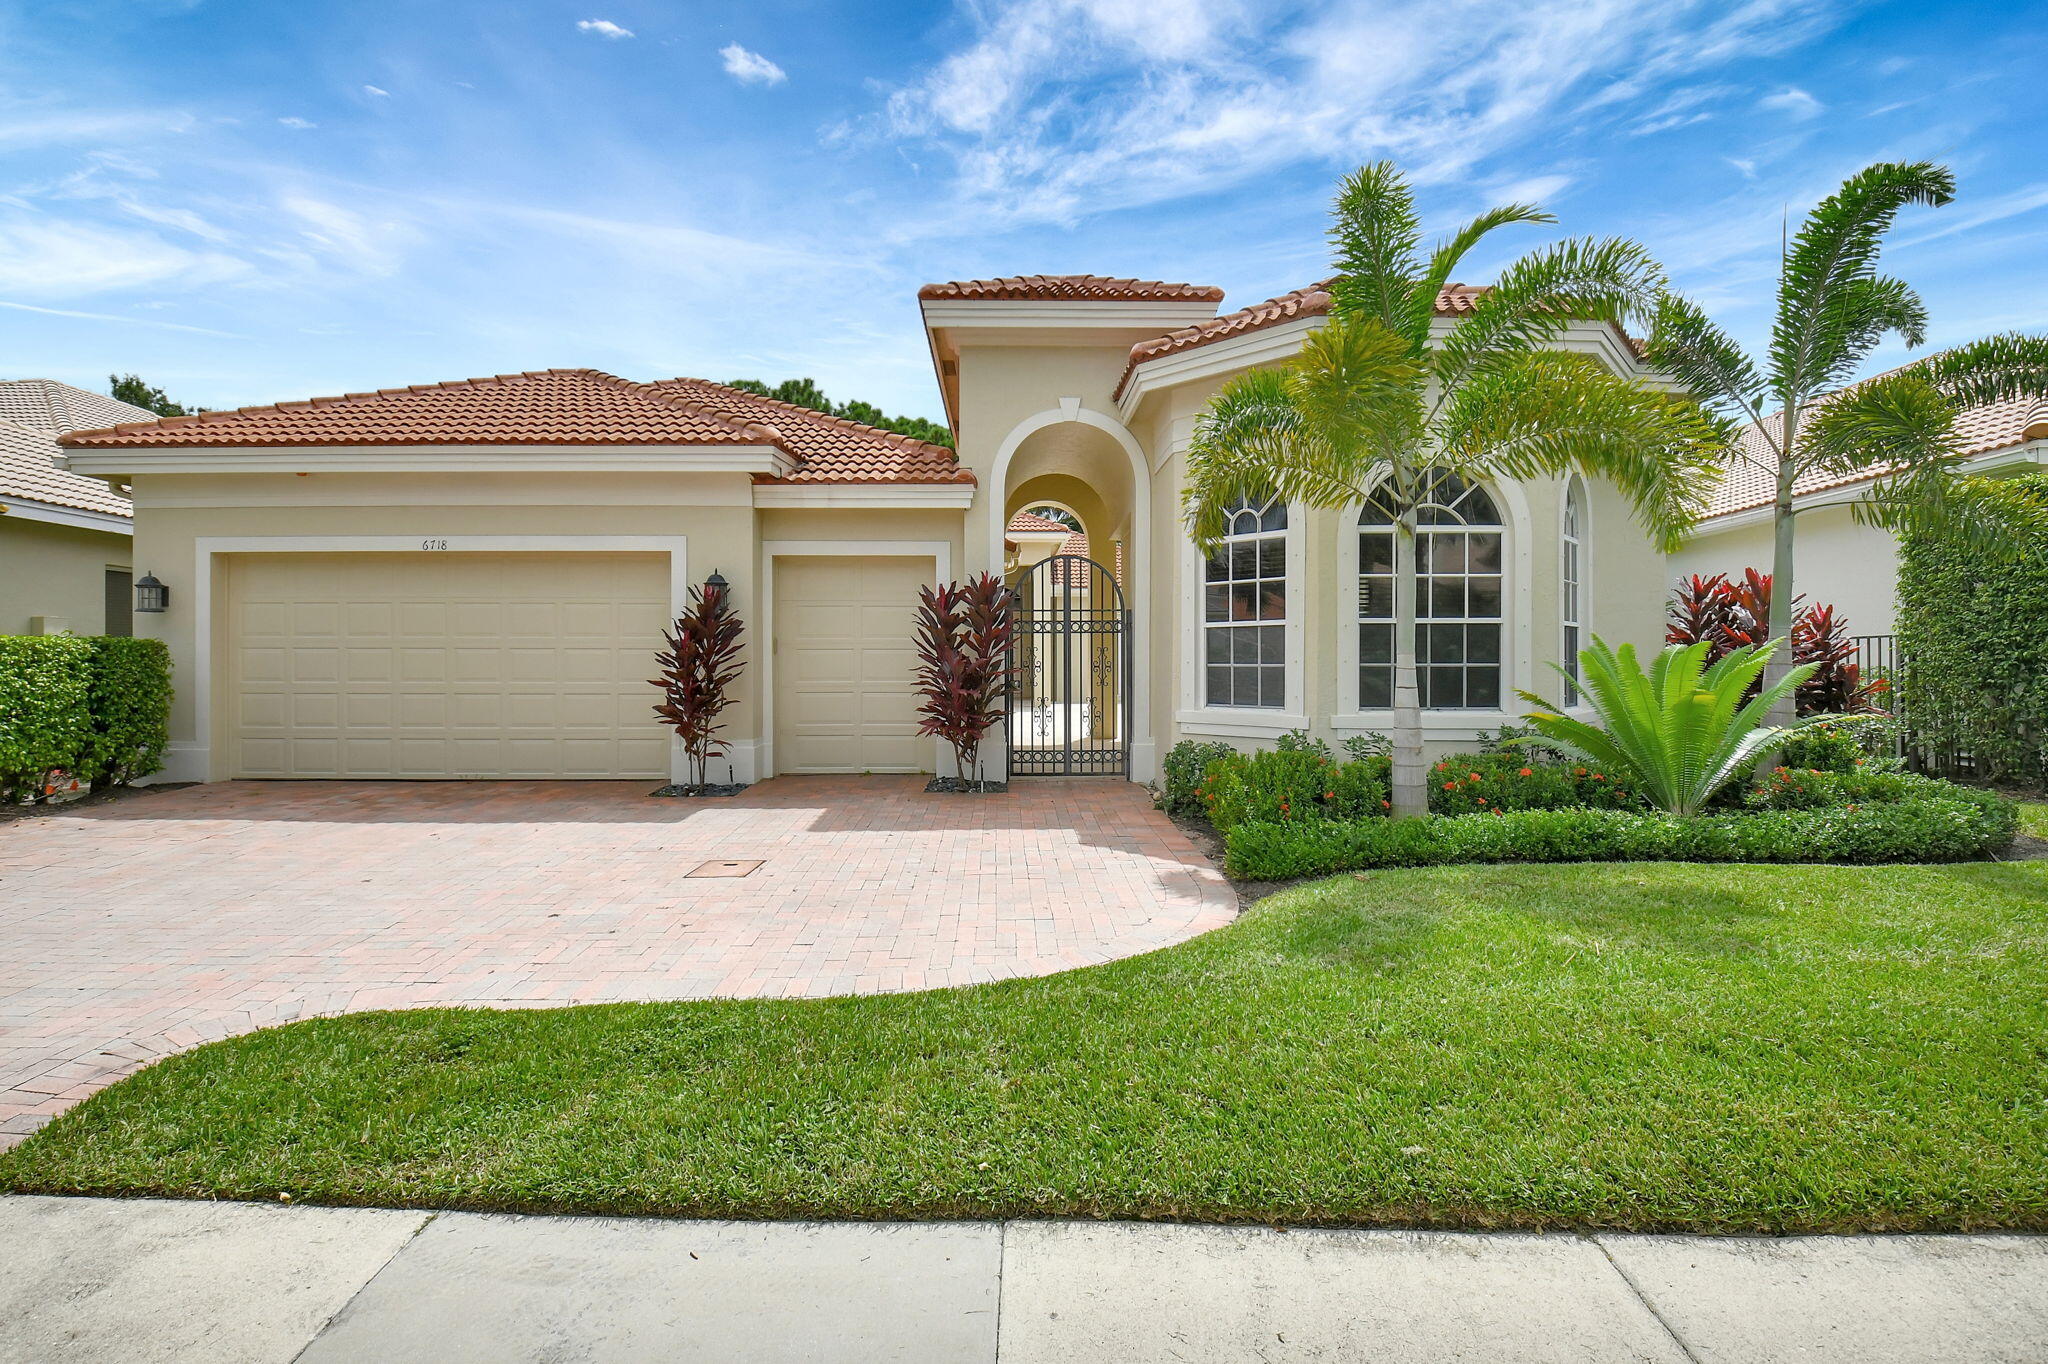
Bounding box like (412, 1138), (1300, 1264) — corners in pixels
(1437, 350), (1734, 550)
(1914, 331), (2048, 408)
(1406, 202), (1555, 349)
(1806, 274), (1930, 395)
(1644, 291), (1769, 429)
(1768, 161), (1954, 401)
(1327, 161), (1422, 332)
(1432, 236), (1665, 399)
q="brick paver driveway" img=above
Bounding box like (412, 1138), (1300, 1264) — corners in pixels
(0, 776), (1233, 1146)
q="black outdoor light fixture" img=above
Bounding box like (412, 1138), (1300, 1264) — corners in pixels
(706, 569), (728, 598)
(133, 572), (169, 614)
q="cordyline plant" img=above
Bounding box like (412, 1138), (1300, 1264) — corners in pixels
(651, 576), (746, 791)
(913, 572), (1014, 789)
(1183, 160), (1731, 818)
(1646, 160), (2048, 723)
(1519, 637), (1829, 817)
(1666, 571), (1884, 715)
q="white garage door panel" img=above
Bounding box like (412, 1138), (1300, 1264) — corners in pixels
(229, 552), (669, 779)
(774, 556), (928, 773)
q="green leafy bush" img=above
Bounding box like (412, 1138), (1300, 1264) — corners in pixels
(1200, 748), (1388, 834)
(1428, 753), (1641, 814)
(1739, 765), (1931, 811)
(1772, 721), (1881, 775)
(1897, 471), (2048, 786)
(0, 635), (172, 802)
(1226, 785), (2017, 879)
(84, 637), (172, 789)
(1158, 739), (1236, 816)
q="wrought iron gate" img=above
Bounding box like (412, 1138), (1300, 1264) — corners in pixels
(1005, 554), (1130, 777)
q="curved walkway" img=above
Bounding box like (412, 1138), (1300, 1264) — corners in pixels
(0, 776), (1234, 1146)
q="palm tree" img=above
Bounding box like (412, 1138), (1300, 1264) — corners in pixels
(1183, 162), (1729, 817)
(1646, 161), (2048, 721)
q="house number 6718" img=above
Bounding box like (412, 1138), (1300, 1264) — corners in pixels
(421, 538), (449, 550)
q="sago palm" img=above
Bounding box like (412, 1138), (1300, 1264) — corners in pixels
(1519, 638), (1826, 816)
(1183, 162), (1730, 817)
(1646, 160), (2048, 721)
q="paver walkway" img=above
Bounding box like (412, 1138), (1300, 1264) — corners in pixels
(0, 777), (1233, 1146)
(4, 1196), (2044, 1362)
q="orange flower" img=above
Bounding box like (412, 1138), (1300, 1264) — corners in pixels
(1324, 790), (1336, 800)
(1591, 772), (1606, 781)
(1476, 796), (1488, 805)
(1443, 781), (1457, 790)
(1468, 771), (1481, 781)
(1381, 799), (1390, 808)
(1518, 767), (1533, 777)
(1573, 766), (1587, 776)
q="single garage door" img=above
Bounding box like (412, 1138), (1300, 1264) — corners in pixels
(773, 555), (928, 773)
(228, 551), (670, 779)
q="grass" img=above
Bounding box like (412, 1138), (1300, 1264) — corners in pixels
(2020, 801), (2048, 839)
(6, 862), (2047, 1233)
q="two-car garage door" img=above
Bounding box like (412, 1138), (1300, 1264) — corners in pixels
(228, 552), (670, 779)
(226, 549), (933, 780)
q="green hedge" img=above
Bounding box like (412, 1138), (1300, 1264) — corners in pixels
(1225, 788), (2018, 879)
(0, 635), (172, 802)
(1897, 469), (2048, 784)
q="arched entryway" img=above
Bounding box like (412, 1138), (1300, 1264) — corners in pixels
(1006, 552), (1130, 776)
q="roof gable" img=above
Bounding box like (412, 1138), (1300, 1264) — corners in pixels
(919, 275), (1225, 303)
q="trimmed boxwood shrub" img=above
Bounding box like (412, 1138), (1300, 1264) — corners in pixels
(1224, 785), (2018, 879)
(0, 635), (172, 802)
(1200, 747), (1388, 833)
(0, 635), (95, 803)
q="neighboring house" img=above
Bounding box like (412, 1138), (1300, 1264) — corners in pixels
(0, 380), (156, 636)
(59, 275), (1669, 787)
(1671, 394), (2048, 636)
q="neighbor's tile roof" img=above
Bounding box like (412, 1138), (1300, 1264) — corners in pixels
(653, 378), (970, 485)
(60, 369), (971, 485)
(1006, 510), (1071, 535)
(1704, 390), (2048, 519)
(919, 275), (1226, 303)
(0, 379), (151, 518)
(1111, 281), (1490, 400)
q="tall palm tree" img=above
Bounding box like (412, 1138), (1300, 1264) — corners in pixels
(1183, 162), (1729, 817)
(1647, 161), (2048, 720)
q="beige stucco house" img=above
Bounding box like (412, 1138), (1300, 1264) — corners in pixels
(59, 274), (1675, 787)
(1, 380), (154, 637)
(1673, 394), (2048, 636)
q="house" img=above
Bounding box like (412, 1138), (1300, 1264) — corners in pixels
(1, 380), (155, 636)
(58, 274), (1670, 786)
(1672, 393), (2048, 636)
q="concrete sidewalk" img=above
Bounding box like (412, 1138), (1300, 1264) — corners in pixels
(3, 1196), (2043, 1363)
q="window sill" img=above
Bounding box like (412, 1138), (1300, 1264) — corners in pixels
(1175, 708), (1309, 739)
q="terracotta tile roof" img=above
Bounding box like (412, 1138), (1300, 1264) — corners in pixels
(1703, 383), (2048, 520)
(1006, 510), (1071, 535)
(919, 275), (1225, 303)
(1111, 281), (1490, 400)
(60, 369), (778, 450)
(58, 369), (971, 486)
(0, 380), (151, 519)
(653, 378), (969, 486)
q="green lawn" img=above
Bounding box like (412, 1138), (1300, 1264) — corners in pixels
(2020, 801), (2048, 839)
(7, 862), (2047, 1233)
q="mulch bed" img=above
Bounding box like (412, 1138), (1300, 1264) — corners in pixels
(924, 777), (1008, 795)
(648, 783), (752, 799)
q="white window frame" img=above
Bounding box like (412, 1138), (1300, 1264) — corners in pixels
(1177, 495), (1305, 737)
(1560, 475), (1588, 707)
(1334, 471), (1535, 741)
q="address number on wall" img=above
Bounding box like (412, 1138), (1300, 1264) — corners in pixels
(421, 538), (449, 550)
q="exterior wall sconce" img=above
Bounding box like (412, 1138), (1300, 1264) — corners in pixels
(134, 572), (170, 613)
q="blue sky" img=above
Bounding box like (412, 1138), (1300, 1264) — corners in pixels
(2, 0), (2044, 420)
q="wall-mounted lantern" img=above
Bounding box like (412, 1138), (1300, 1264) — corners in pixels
(133, 572), (169, 614)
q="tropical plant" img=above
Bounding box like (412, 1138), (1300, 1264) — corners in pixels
(912, 572), (1014, 789)
(1665, 571), (1883, 714)
(1182, 161), (1730, 817)
(1517, 637), (1831, 816)
(651, 576), (746, 791)
(1646, 160), (2048, 721)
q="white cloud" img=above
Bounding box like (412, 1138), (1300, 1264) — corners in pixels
(280, 195), (415, 274)
(577, 19), (634, 39)
(720, 44), (787, 86)
(0, 214), (248, 295)
(278, 116), (317, 129)
(1725, 156), (1758, 179)
(864, 0), (1854, 230)
(363, 84), (390, 97)
(0, 297), (241, 336)
(1757, 87), (1823, 118)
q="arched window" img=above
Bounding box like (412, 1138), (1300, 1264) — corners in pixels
(1561, 476), (1586, 705)
(1204, 494), (1288, 708)
(1357, 469), (1504, 710)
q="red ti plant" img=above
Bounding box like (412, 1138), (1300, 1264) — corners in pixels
(913, 572), (1015, 788)
(1666, 570), (1880, 715)
(651, 574), (746, 790)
